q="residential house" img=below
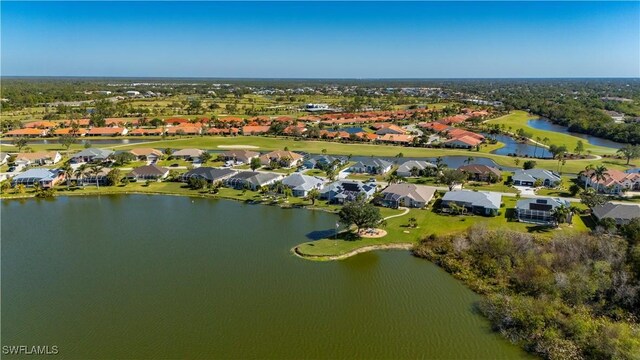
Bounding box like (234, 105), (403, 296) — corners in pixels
(348, 158), (393, 175)
(128, 148), (163, 162)
(515, 197), (571, 226)
(379, 184), (436, 208)
(181, 167), (236, 184)
(52, 128), (87, 136)
(579, 169), (640, 195)
(0, 152), (10, 165)
(378, 134), (415, 144)
(172, 149), (204, 161)
(375, 124), (406, 135)
(458, 164), (502, 182)
(396, 160), (436, 177)
(5, 128), (47, 137)
(126, 164), (170, 181)
(512, 169), (561, 188)
(259, 150), (304, 168)
(220, 149), (260, 164)
(443, 135), (483, 149)
(303, 155), (345, 170)
(71, 148), (115, 163)
(226, 171), (282, 191)
(281, 173), (325, 197)
(72, 167), (110, 186)
(14, 151), (62, 167)
(242, 125), (271, 135)
(11, 168), (64, 188)
(592, 202), (640, 225)
(441, 190), (502, 216)
(86, 127), (128, 136)
(319, 180), (377, 204)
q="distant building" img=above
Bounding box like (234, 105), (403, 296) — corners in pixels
(304, 103), (330, 112)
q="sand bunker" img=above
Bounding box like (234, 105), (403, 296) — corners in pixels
(358, 228), (387, 238)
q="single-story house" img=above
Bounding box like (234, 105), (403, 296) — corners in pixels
(375, 124), (406, 135)
(72, 167), (111, 186)
(512, 169), (561, 188)
(181, 167), (236, 184)
(71, 148), (115, 163)
(348, 158), (393, 175)
(592, 202), (640, 225)
(515, 197), (571, 226)
(396, 160), (437, 177)
(14, 151), (62, 167)
(0, 152), (10, 165)
(458, 164), (502, 182)
(128, 148), (163, 162)
(259, 150), (304, 168)
(440, 190), (502, 216)
(226, 171), (283, 190)
(281, 173), (325, 197)
(5, 128), (47, 137)
(86, 127), (128, 136)
(379, 184), (436, 208)
(172, 149), (204, 161)
(126, 164), (170, 181)
(443, 135), (483, 149)
(303, 155), (345, 170)
(11, 168), (64, 188)
(320, 180), (377, 204)
(220, 149), (260, 164)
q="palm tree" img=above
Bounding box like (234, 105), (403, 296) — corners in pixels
(534, 136), (541, 157)
(307, 188), (320, 205)
(592, 165), (609, 193)
(60, 162), (74, 189)
(74, 164), (88, 187)
(89, 164), (104, 188)
(326, 167), (336, 181)
(579, 164), (594, 189)
(552, 205), (571, 226)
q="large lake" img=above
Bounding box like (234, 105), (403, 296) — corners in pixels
(2, 195), (529, 359)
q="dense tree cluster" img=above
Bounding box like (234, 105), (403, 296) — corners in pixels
(413, 225), (640, 359)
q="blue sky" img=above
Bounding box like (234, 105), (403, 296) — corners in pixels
(2, 1), (639, 78)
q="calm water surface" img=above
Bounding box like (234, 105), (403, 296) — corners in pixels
(527, 118), (624, 149)
(484, 133), (552, 158)
(2, 195), (530, 359)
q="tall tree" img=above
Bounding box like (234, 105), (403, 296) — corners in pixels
(338, 198), (382, 235)
(617, 144), (640, 165)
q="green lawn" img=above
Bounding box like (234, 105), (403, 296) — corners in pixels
(486, 110), (616, 155)
(295, 196), (590, 258)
